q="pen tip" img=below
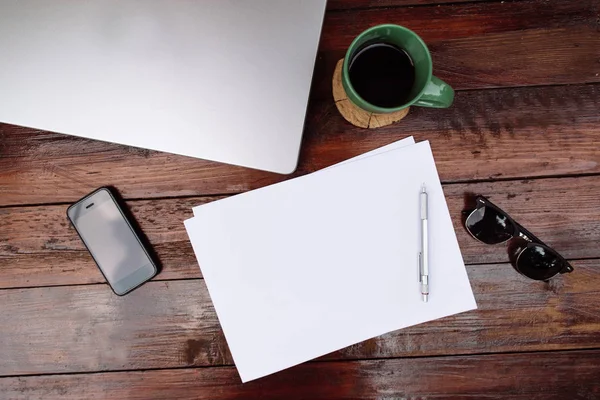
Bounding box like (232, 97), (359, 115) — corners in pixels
(422, 294), (428, 303)
(421, 184), (426, 193)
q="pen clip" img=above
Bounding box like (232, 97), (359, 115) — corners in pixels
(418, 252), (422, 282)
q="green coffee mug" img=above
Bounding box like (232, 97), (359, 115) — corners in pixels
(342, 24), (454, 113)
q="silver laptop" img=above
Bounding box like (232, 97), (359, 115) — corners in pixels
(0, 0), (327, 174)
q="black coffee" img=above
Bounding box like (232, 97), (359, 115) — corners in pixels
(348, 42), (415, 108)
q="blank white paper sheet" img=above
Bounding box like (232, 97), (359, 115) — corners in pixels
(184, 140), (477, 382)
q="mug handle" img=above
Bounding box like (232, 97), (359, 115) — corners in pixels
(413, 76), (454, 108)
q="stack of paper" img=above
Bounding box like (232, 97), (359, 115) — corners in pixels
(184, 137), (477, 382)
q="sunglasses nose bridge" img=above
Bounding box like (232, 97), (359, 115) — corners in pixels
(518, 231), (532, 243)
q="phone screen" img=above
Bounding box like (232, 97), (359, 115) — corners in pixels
(68, 188), (156, 295)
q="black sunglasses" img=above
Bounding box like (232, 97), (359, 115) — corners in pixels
(465, 196), (574, 281)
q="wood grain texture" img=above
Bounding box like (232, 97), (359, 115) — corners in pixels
(0, 259), (598, 376)
(1, 83), (599, 206)
(2, 349), (599, 400)
(3, 176), (600, 288)
(321, 0), (596, 52)
(327, 0), (511, 10)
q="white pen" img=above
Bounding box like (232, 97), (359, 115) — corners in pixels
(418, 184), (429, 302)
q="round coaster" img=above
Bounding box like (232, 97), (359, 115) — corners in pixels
(332, 59), (409, 129)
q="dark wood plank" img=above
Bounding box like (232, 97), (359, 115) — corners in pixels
(327, 0), (510, 10)
(321, 0), (595, 51)
(2, 176), (599, 288)
(1, 83), (599, 206)
(2, 349), (599, 400)
(0, 259), (598, 375)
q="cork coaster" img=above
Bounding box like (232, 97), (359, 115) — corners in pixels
(332, 59), (409, 129)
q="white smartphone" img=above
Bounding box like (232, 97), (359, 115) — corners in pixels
(67, 187), (158, 295)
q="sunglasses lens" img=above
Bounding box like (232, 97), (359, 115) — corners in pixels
(517, 244), (565, 281)
(466, 205), (514, 244)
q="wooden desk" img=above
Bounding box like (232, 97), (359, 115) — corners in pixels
(1, 0), (599, 398)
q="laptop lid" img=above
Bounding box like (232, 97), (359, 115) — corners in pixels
(0, 0), (327, 174)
